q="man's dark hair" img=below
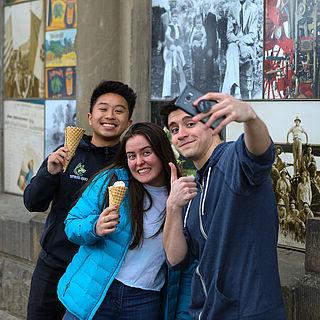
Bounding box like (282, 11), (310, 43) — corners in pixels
(160, 97), (224, 139)
(90, 80), (137, 118)
(160, 98), (178, 129)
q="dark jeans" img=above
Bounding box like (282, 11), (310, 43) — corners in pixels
(27, 257), (66, 320)
(64, 279), (161, 320)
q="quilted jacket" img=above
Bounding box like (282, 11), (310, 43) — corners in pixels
(57, 168), (194, 320)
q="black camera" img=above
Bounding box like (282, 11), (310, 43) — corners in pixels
(175, 84), (224, 129)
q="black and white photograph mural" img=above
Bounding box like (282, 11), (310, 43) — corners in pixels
(151, 0), (264, 100)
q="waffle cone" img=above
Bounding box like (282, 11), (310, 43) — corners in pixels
(63, 126), (85, 172)
(108, 186), (127, 208)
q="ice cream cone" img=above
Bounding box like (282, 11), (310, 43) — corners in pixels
(63, 126), (85, 172)
(108, 182), (127, 209)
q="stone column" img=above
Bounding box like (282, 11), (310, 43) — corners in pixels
(0, 1), (4, 193)
(76, 0), (150, 132)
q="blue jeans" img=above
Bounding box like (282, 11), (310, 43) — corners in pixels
(64, 279), (161, 320)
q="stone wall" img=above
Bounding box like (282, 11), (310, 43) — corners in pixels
(0, 194), (45, 319)
(1, 192), (320, 319)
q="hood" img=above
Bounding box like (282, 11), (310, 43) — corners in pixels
(79, 134), (120, 159)
(196, 140), (233, 182)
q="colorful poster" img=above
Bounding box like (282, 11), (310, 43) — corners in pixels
(4, 0), (45, 98)
(45, 100), (76, 157)
(4, 100), (45, 195)
(264, 0), (320, 99)
(46, 0), (77, 31)
(151, 0), (264, 100)
(45, 28), (77, 67)
(46, 66), (76, 98)
(226, 101), (320, 250)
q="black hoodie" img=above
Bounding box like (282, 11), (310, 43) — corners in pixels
(23, 135), (120, 269)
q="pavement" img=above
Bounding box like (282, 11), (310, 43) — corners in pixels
(0, 311), (23, 320)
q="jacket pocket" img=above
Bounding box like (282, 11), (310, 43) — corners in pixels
(40, 221), (56, 250)
(210, 270), (239, 319)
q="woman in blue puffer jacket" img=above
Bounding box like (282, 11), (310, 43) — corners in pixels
(58, 123), (195, 320)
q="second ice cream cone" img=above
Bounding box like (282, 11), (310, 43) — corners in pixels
(63, 126), (85, 172)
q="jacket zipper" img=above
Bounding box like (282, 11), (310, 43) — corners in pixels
(63, 252), (92, 297)
(198, 167), (211, 240)
(184, 200), (192, 228)
(199, 180), (208, 240)
(196, 266), (208, 297)
(196, 266), (207, 320)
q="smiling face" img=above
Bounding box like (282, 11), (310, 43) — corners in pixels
(88, 92), (132, 147)
(168, 108), (215, 169)
(125, 134), (165, 187)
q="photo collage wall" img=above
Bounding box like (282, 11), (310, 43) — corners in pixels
(151, 0), (320, 250)
(3, 0), (77, 195)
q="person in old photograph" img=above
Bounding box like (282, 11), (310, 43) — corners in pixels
(299, 202), (314, 225)
(156, 0), (187, 98)
(165, 8), (187, 72)
(277, 198), (287, 233)
(160, 91), (286, 319)
(286, 116), (308, 176)
(188, 14), (207, 85)
(287, 200), (305, 241)
(222, 0), (258, 99)
(296, 170), (312, 210)
(276, 169), (291, 209)
(302, 146), (317, 179)
(23, 80), (137, 320)
(201, 0), (219, 92)
(271, 145), (287, 189)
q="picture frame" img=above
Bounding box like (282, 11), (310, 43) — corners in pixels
(4, 100), (45, 195)
(3, 0), (45, 99)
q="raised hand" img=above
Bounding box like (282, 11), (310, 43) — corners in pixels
(167, 162), (197, 210)
(192, 92), (257, 135)
(95, 206), (120, 237)
(47, 146), (69, 175)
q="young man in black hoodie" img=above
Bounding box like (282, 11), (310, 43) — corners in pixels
(24, 80), (136, 320)
(161, 92), (286, 319)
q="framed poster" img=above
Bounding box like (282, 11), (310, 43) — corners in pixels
(4, 100), (45, 195)
(226, 101), (320, 250)
(46, 0), (77, 31)
(45, 29), (77, 67)
(151, 0), (264, 100)
(4, 0), (45, 98)
(45, 100), (76, 157)
(264, 0), (320, 99)
(46, 66), (76, 98)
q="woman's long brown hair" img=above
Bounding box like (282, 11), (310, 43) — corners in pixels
(74, 123), (182, 249)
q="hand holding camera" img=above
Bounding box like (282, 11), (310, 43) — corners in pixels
(175, 84), (225, 130)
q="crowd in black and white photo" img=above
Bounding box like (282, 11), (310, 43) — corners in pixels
(151, 0), (263, 100)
